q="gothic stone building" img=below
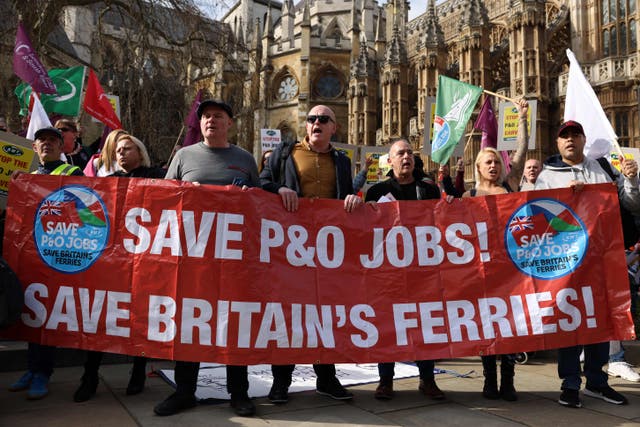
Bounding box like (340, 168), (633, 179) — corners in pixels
(208, 0), (639, 169)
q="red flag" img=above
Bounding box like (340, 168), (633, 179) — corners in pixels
(83, 69), (122, 129)
(182, 89), (203, 147)
(13, 22), (56, 94)
(473, 96), (511, 173)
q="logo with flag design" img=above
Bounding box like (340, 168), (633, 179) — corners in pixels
(34, 185), (109, 273)
(505, 198), (588, 280)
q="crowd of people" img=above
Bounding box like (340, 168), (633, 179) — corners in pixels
(5, 97), (640, 416)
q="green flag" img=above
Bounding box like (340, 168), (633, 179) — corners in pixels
(431, 75), (482, 164)
(15, 66), (85, 116)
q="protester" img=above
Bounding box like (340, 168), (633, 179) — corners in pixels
(463, 98), (529, 401)
(154, 99), (259, 417)
(83, 129), (126, 177)
(260, 104), (362, 404)
(519, 158), (541, 190)
(8, 126), (83, 400)
(365, 138), (444, 401)
(260, 149), (273, 172)
(54, 119), (90, 169)
(73, 132), (161, 403)
(353, 156), (374, 193)
(535, 119), (640, 408)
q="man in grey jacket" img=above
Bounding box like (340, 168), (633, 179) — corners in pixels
(535, 120), (639, 409)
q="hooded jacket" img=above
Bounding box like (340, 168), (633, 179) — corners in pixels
(535, 154), (640, 213)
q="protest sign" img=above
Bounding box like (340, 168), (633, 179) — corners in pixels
(3, 176), (633, 364)
(0, 131), (37, 208)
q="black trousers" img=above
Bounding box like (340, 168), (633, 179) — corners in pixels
(271, 364), (336, 387)
(174, 362), (248, 396)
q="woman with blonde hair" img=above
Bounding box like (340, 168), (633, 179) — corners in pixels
(462, 98), (530, 401)
(83, 129), (126, 176)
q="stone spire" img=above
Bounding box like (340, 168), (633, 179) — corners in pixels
(422, 0), (444, 48)
(302, 0), (311, 26)
(385, 25), (407, 65)
(352, 35), (373, 77)
(458, 0), (489, 31)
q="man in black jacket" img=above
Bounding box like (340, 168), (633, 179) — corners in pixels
(365, 138), (444, 401)
(259, 104), (362, 404)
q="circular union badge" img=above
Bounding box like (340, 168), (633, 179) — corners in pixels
(505, 198), (588, 280)
(431, 116), (450, 152)
(33, 185), (109, 273)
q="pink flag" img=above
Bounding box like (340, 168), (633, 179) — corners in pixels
(473, 97), (511, 173)
(182, 89), (203, 147)
(83, 69), (122, 129)
(13, 22), (56, 94)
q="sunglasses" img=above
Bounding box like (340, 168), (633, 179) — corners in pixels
(56, 127), (74, 132)
(306, 115), (333, 124)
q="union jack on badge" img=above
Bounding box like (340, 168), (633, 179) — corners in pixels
(38, 200), (62, 216)
(509, 216), (533, 232)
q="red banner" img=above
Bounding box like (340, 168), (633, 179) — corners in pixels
(3, 175), (634, 364)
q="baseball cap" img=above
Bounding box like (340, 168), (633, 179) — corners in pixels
(557, 120), (585, 137)
(196, 99), (233, 119)
(34, 126), (63, 141)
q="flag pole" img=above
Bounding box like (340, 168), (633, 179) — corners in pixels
(166, 125), (185, 166)
(482, 89), (518, 104)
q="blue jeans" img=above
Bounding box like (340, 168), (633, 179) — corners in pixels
(378, 360), (434, 381)
(558, 342), (608, 390)
(27, 343), (55, 377)
(609, 341), (625, 363)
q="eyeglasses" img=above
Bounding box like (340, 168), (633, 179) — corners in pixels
(56, 127), (74, 132)
(306, 115), (333, 124)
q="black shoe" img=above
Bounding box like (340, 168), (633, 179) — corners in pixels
(482, 375), (500, 400)
(230, 393), (256, 416)
(316, 378), (353, 400)
(126, 367), (146, 396)
(73, 376), (98, 402)
(154, 392), (197, 416)
(558, 389), (582, 408)
(584, 384), (628, 405)
(268, 382), (289, 404)
(499, 377), (517, 401)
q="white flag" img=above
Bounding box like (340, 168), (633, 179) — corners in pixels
(26, 92), (52, 140)
(565, 49), (618, 159)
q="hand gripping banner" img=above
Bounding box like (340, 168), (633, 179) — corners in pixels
(3, 175), (634, 364)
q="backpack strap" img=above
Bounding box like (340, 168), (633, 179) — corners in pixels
(596, 157), (617, 182)
(470, 188), (477, 197)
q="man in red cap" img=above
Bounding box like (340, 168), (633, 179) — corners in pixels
(536, 120), (640, 409)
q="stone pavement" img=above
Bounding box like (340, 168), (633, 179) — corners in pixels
(2, 350), (640, 427)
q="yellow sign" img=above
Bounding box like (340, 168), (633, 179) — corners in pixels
(0, 131), (37, 206)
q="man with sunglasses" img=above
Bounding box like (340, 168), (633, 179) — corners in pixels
(260, 104), (362, 404)
(536, 120), (640, 409)
(54, 119), (90, 170)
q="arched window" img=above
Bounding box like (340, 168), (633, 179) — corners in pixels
(601, 0), (636, 56)
(273, 69), (299, 102)
(313, 67), (345, 99)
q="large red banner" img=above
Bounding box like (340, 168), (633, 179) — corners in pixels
(3, 175), (634, 364)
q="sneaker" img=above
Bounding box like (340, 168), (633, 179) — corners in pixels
(230, 393), (256, 417)
(73, 376), (98, 402)
(8, 371), (33, 392)
(316, 378), (354, 400)
(268, 382), (289, 404)
(374, 382), (394, 400)
(584, 384), (628, 405)
(558, 388), (582, 408)
(419, 379), (445, 400)
(26, 373), (49, 400)
(153, 392), (197, 416)
(607, 361), (640, 382)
